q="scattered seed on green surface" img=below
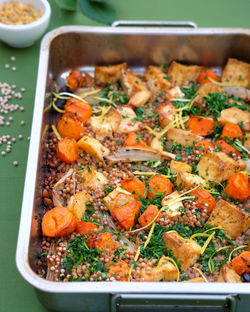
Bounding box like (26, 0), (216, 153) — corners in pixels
(1, 151), (6, 156)
(12, 67), (16, 71)
(10, 56), (16, 61)
(4, 64), (10, 69)
(18, 134), (23, 140)
(13, 161), (18, 166)
(20, 120), (25, 125)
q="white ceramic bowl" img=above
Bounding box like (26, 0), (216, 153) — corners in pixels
(0, 0), (51, 48)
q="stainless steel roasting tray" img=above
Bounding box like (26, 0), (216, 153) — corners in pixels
(16, 22), (250, 312)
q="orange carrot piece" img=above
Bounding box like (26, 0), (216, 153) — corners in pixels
(148, 175), (173, 198)
(108, 260), (130, 281)
(198, 69), (220, 84)
(138, 204), (160, 228)
(221, 122), (243, 140)
(76, 221), (98, 237)
(123, 131), (147, 148)
(42, 207), (76, 237)
(94, 232), (114, 252)
(232, 251), (250, 275)
(66, 70), (84, 92)
(187, 116), (215, 136)
(65, 98), (92, 125)
(57, 114), (85, 140)
(57, 137), (79, 164)
(112, 200), (141, 230)
(193, 140), (215, 155)
(225, 172), (250, 201)
(121, 177), (146, 200)
(190, 189), (216, 213)
(216, 140), (240, 156)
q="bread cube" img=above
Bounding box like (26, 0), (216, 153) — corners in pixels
(161, 191), (183, 219)
(194, 83), (225, 105)
(197, 152), (246, 183)
(222, 58), (250, 88)
(103, 187), (135, 212)
(140, 258), (178, 281)
(176, 172), (208, 189)
(165, 86), (184, 101)
(244, 133), (250, 150)
(163, 231), (202, 270)
(128, 90), (152, 107)
(170, 160), (192, 174)
(67, 191), (91, 220)
(217, 264), (242, 283)
(156, 103), (177, 128)
(117, 106), (141, 133)
(166, 128), (201, 146)
(77, 136), (110, 161)
(208, 199), (248, 239)
(94, 62), (127, 84)
(167, 61), (203, 87)
(145, 65), (171, 93)
(81, 167), (108, 190)
(120, 68), (148, 97)
(217, 107), (250, 131)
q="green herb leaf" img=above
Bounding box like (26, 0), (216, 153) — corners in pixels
(79, 0), (116, 24)
(55, 0), (77, 11)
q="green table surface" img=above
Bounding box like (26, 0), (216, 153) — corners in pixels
(0, 0), (250, 311)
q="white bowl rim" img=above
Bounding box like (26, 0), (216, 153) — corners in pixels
(0, 0), (51, 29)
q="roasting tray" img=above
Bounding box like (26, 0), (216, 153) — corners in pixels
(16, 22), (250, 312)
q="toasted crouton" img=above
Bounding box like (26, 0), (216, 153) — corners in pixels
(170, 160), (192, 174)
(145, 65), (171, 93)
(67, 191), (91, 220)
(197, 152), (246, 183)
(150, 137), (164, 152)
(222, 58), (250, 88)
(161, 191), (183, 219)
(163, 231), (201, 270)
(77, 136), (110, 161)
(176, 172), (208, 189)
(217, 264), (242, 283)
(208, 199), (247, 239)
(244, 133), (250, 150)
(120, 68), (148, 97)
(128, 90), (152, 107)
(167, 61), (204, 87)
(193, 83), (225, 105)
(140, 258), (178, 281)
(103, 187), (135, 212)
(165, 86), (185, 101)
(81, 167), (108, 190)
(183, 277), (206, 283)
(94, 62), (127, 84)
(217, 107), (250, 131)
(89, 108), (122, 140)
(117, 106), (141, 133)
(166, 128), (201, 146)
(156, 103), (177, 128)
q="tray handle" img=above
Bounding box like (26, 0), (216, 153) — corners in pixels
(111, 20), (197, 28)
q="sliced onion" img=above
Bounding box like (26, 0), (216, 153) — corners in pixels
(244, 159), (250, 172)
(75, 88), (101, 106)
(222, 86), (250, 101)
(52, 168), (74, 206)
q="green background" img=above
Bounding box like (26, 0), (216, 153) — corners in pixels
(0, 0), (249, 311)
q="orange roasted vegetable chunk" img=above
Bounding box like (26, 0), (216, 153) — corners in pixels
(94, 232), (114, 252)
(112, 200), (141, 230)
(121, 177), (146, 200)
(57, 137), (79, 164)
(138, 204), (160, 228)
(42, 207), (76, 237)
(57, 114), (85, 140)
(108, 260), (130, 281)
(76, 221), (98, 237)
(221, 122), (243, 140)
(187, 116), (214, 136)
(123, 131), (147, 147)
(190, 189), (216, 213)
(148, 175), (173, 198)
(65, 98), (92, 125)
(198, 69), (220, 84)
(215, 140), (240, 156)
(66, 70), (84, 92)
(193, 140), (215, 155)
(225, 173), (250, 201)
(232, 251), (250, 275)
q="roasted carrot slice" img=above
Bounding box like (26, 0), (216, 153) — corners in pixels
(66, 70), (84, 92)
(57, 137), (79, 164)
(65, 98), (92, 125)
(57, 114), (85, 140)
(42, 207), (76, 237)
(225, 172), (250, 201)
(148, 175), (173, 198)
(108, 260), (130, 281)
(216, 140), (240, 156)
(198, 69), (220, 84)
(112, 200), (141, 230)
(221, 122), (243, 140)
(138, 204), (160, 228)
(190, 189), (216, 213)
(76, 221), (98, 237)
(187, 116), (214, 136)
(123, 131), (147, 147)
(94, 232), (114, 252)
(232, 251), (250, 275)
(121, 177), (146, 200)
(193, 140), (215, 155)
